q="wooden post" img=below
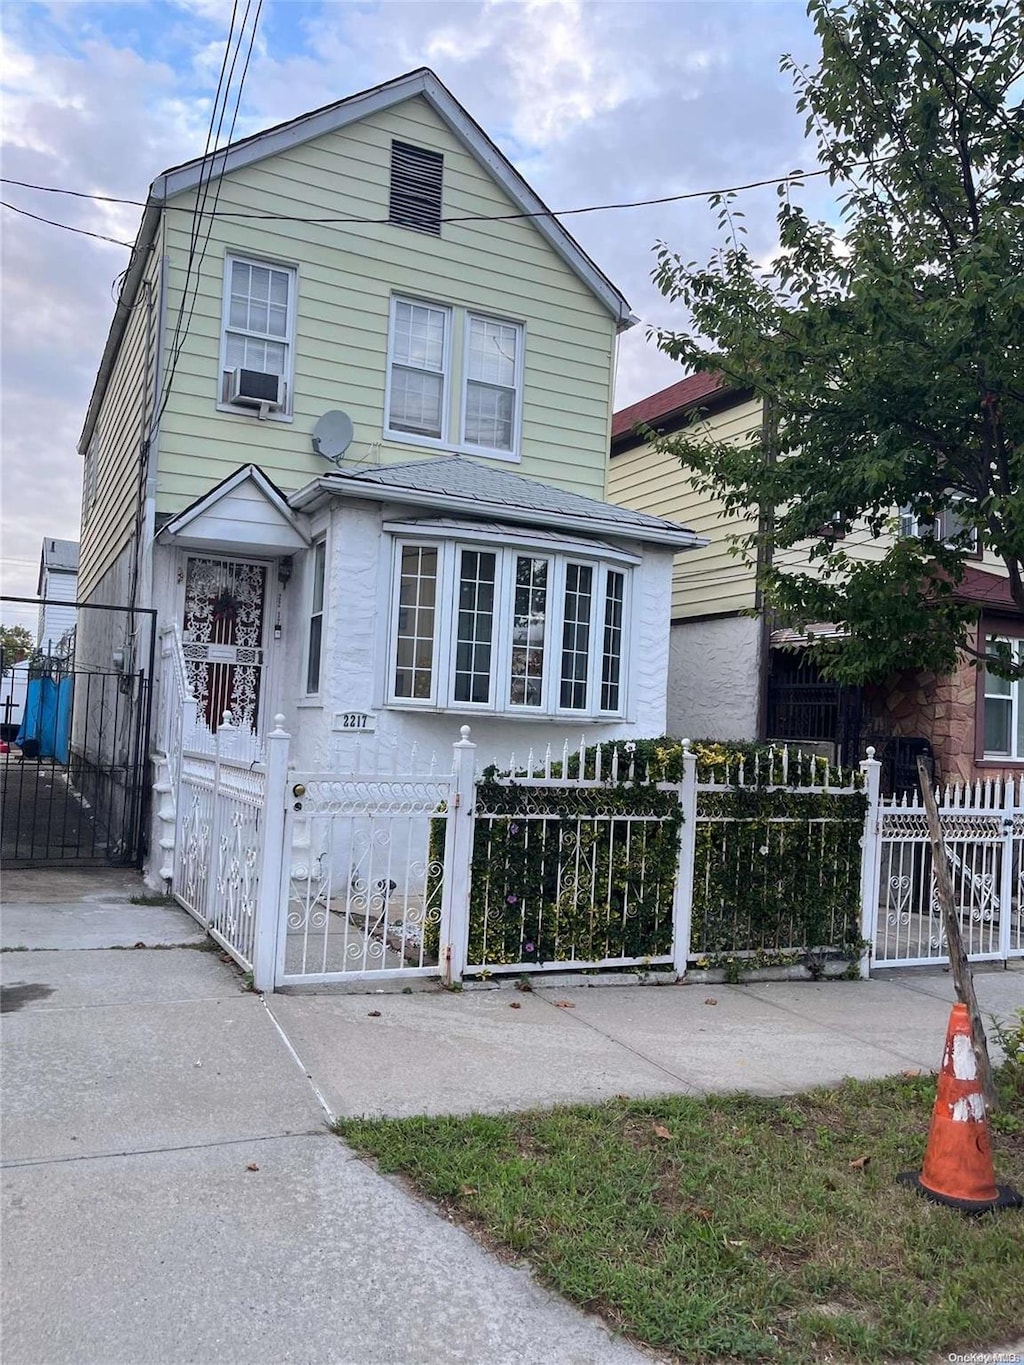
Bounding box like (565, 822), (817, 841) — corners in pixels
(916, 758), (997, 1112)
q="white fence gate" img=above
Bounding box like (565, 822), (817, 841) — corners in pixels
(167, 719), (1024, 988)
(871, 778), (1024, 968)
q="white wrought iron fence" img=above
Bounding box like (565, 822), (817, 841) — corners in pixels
(872, 777), (1024, 967)
(172, 713), (268, 972)
(277, 741), (461, 986)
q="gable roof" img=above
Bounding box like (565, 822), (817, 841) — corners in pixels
(289, 455), (703, 551)
(39, 539), (79, 573)
(79, 68), (633, 455)
(157, 463), (310, 554)
(611, 372), (734, 447)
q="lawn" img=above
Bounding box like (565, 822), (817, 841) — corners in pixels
(336, 1069), (1024, 1363)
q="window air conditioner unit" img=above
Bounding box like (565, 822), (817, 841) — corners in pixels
(227, 368), (283, 410)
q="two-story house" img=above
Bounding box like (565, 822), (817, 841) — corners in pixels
(76, 68), (701, 876)
(608, 374), (1024, 790)
(37, 539), (80, 655)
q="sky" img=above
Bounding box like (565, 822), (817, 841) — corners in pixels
(0, 0), (838, 632)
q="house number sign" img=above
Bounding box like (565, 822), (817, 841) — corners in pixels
(331, 711), (377, 732)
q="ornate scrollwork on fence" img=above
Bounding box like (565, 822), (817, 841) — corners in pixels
(299, 778), (450, 817)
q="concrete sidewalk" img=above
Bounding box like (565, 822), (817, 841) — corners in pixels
(3, 870), (1022, 1365)
(1, 873), (652, 1365)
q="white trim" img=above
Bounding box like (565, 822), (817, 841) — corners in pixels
(383, 295), (452, 448)
(983, 636), (1023, 760)
(304, 536), (328, 697)
(158, 464), (310, 543)
(459, 311), (524, 459)
(152, 69), (632, 327)
(216, 251), (298, 422)
(385, 536), (629, 719)
(380, 519), (641, 564)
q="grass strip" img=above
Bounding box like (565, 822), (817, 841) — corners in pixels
(336, 1073), (1023, 1363)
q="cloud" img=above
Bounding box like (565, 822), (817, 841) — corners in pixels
(0, 0), (831, 612)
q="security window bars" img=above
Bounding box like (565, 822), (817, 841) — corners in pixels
(389, 141), (443, 235)
(560, 563), (593, 710)
(387, 299), (449, 440)
(306, 540), (326, 694)
(389, 541), (628, 716)
(463, 316), (521, 454)
(601, 571), (624, 712)
(394, 546), (438, 700)
(454, 550), (496, 704)
(221, 257), (295, 402)
(984, 637), (1024, 759)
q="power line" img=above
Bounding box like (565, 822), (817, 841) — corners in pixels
(0, 161), (861, 232)
(0, 199), (135, 247)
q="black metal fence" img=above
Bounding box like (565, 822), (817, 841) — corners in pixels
(0, 599), (155, 868)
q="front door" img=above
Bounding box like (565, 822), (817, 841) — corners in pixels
(181, 557), (267, 734)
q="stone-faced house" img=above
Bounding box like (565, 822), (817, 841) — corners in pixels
(607, 373), (1024, 789)
(75, 68), (701, 877)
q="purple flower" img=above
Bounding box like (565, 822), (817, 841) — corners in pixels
(524, 941), (535, 954)
(509, 823), (520, 834)
(506, 894), (519, 905)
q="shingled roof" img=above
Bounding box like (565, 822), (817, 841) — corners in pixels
(611, 372), (731, 445)
(290, 455), (702, 550)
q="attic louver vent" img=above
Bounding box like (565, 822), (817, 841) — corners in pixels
(389, 141), (443, 235)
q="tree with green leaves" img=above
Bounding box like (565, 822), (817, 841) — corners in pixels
(650, 0), (1023, 682)
(0, 625), (34, 672)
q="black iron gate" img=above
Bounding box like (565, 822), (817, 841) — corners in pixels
(0, 600), (155, 868)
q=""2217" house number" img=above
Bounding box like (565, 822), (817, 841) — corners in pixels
(332, 711), (377, 733)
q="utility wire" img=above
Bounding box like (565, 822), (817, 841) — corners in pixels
(0, 161), (866, 230)
(0, 199), (135, 247)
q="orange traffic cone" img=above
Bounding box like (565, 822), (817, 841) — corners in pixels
(899, 1003), (1022, 1213)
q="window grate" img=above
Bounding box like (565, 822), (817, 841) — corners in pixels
(389, 142), (443, 235)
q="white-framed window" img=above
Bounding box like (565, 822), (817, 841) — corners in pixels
(385, 298), (451, 444)
(983, 636), (1024, 759)
(219, 254), (297, 417)
(899, 501), (979, 553)
(387, 539), (629, 717)
(386, 297), (525, 459)
(462, 314), (523, 455)
(305, 539), (326, 695)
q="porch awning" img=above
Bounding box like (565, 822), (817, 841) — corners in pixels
(770, 622), (846, 648)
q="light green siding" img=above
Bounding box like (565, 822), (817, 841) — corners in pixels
(155, 95), (617, 515)
(608, 397), (763, 620)
(78, 238), (162, 600)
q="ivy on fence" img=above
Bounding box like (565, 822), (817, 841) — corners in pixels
(466, 775), (682, 968)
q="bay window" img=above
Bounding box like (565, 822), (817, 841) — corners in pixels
(388, 539), (629, 716)
(983, 637), (1024, 759)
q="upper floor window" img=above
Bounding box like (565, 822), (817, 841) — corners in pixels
(899, 501), (979, 553)
(219, 255), (297, 417)
(983, 636), (1024, 759)
(386, 297), (524, 459)
(389, 142), (443, 235)
(388, 538), (629, 718)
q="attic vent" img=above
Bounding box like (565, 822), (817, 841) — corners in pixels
(389, 141), (443, 235)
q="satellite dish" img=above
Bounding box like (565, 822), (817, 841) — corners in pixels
(311, 410), (354, 463)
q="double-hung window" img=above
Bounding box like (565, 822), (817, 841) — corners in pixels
(386, 299), (450, 442)
(305, 540), (326, 695)
(899, 500), (979, 553)
(386, 297), (524, 459)
(388, 538), (630, 717)
(983, 637), (1024, 759)
(220, 255), (297, 414)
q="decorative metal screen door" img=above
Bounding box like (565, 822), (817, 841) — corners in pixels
(182, 558), (267, 733)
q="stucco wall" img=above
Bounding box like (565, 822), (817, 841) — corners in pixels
(273, 502), (674, 773)
(666, 615), (762, 741)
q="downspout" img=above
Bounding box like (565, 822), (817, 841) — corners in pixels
(755, 395), (777, 741)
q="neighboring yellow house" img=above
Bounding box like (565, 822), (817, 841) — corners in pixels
(76, 68), (702, 878)
(608, 373), (1024, 789)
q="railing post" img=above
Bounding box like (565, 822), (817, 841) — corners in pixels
(206, 712), (235, 926)
(253, 714), (290, 994)
(442, 724), (477, 985)
(858, 746), (883, 980)
(672, 739), (698, 978)
(997, 775), (1016, 962)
